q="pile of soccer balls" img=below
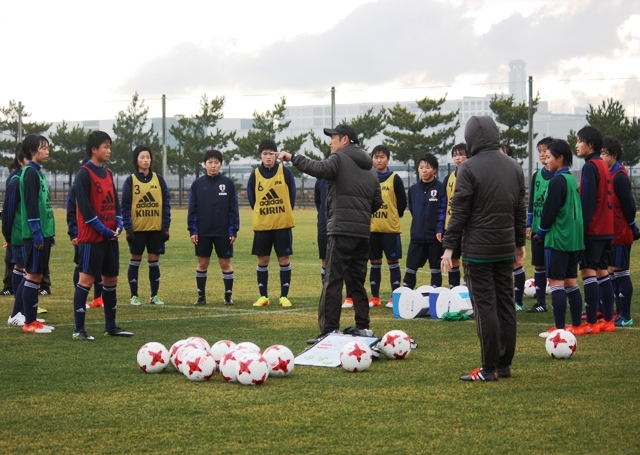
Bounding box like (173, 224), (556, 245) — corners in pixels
(340, 329), (413, 373)
(136, 337), (295, 385)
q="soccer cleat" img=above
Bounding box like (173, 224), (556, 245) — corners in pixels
(581, 311), (604, 321)
(149, 295), (165, 305)
(497, 366), (511, 378)
(515, 302), (524, 311)
(72, 330), (95, 341)
(1, 288), (13, 295)
(386, 298), (394, 308)
(37, 307), (47, 314)
(193, 297), (206, 306)
(341, 297), (354, 309)
(599, 319), (616, 333)
(538, 326), (558, 338)
(526, 303), (547, 313)
(91, 296), (104, 308)
(104, 327), (134, 337)
(614, 316), (633, 327)
(8, 313), (25, 326)
(279, 296), (292, 307)
(38, 288), (51, 296)
(85, 302), (91, 309)
(460, 367), (498, 382)
(564, 324), (586, 337)
(253, 296), (269, 307)
(130, 296), (141, 306)
(584, 322), (600, 335)
(368, 297), (381, 307)
(22, 321), (53, 334)
(223, 296), (234, 306)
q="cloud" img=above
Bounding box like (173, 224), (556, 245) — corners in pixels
(120, 0), (640, 102)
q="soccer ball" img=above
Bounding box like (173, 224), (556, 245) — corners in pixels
(545, 329), (577, 359)
(137, 342), (170, 373)
(523, 278), (536, 298)
(262, 345), (295, 377)
(182, 349), (216, 381)
(379, 330), (412, 360)
(236, 341), (261, 354)
(174, 342), (200, 374)
(187, 336), (211, 354)
(340, 341), (373, 372)
(210, 340), (237, 365)
(236, 352), (269, 385)
(219, 347), (248, 382)
(169, 339), (187, 370)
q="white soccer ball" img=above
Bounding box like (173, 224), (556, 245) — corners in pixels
(219, 347), (248, 382)
(236, 341), (261, 354)
(175, 343), (200, 374)
(137, 342), (170, 373)
(545, 329), (577, 359)
(236, 352), (269, 385)
(169, 339), (187, 370)
(523, 278), (536, 298)
(379, 330), (412, 360)
(187, 336), (211, 354)
(262, 345), (295, 377)
(210, 340), (237, 365)
(182, 349), (216, 381)
(340, 341), (373, 372)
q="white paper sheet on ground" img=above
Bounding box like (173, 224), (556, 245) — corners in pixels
(294, 333), (380, 367)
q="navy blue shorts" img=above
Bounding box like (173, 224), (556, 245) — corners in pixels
(545, 249), (579, 280)
(12, 245), (25, 269)
(580, 239), (612, 271)
(78, 241), (119, 277)
(610, 244), (631, 269)
(128, 230), (165, 256)
(195, 236), (233, 259)
(252, 228), (293, 257)
(23, 238), (53, 275)
(531, 236), (546, 267)
(406, 241), (442, 271)
(369, 232), (402, 261)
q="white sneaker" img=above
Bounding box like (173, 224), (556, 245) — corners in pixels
(130, 296), (142, 306)
(8, 312), (25, 326)
(385, 301), (394, 308)
(85, 302), (91, 309)
(342, 298), (353, 309)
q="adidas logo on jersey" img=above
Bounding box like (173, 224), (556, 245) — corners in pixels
(259, 189), (285, 215)
(100, 191), (116, 213)
(136, 191), (160, 209)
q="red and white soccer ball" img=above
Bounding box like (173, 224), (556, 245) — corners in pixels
(523, 278), (537, 298)
(340, 341), (373, 372)
(236, 351), (269, 385)
(220, 347), (248, 382)
(210, 340), (237, 365)
(137, 342), (170, 373)
(545, 329), (577, 359)
(187, 336), (211, 354)
(182, 349), (216, 381)
(236, 341), (261, 354)
(175, 343), (200, 374)
(262, 345), (295, 377)
(169, 339), (187, 370)
(379, 330), (412, 360)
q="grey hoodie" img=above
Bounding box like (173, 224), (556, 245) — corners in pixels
(292, 144), (382, 239)
(442, 116), (527, 260)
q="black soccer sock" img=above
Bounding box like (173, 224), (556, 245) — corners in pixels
(534, 269), (547, 307)
(389, 262), (401, 292)
(610, 273), (619, 313)
(430, 269), (442, 288)
(257, 265), (268, 297)
(513, 267), (525, 305)
(566, 285), (583, 327)
(21, 279), (39, 324)
(73, 284), (90, 332)
(223, 271), (234, 297)
(279, 263), (291, 297)
(550, 286), (567, 329)
(94, 277), (103, 300)
(10, 269), (24, 317)
(614, 270), (632, 320)
(403, 268), (417, 290)
(583, 276), (599, 324)
(128, 260), (140, 297)
(598, 275), (614, 322)
(369, 263), (381, 297)
(149, 260), (160, 297)
(196, 270), (207, 299)
(102, 285), (117, 331)
(448, 267), (460, 288)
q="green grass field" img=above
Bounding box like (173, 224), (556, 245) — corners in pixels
(1, 209), (639, 454)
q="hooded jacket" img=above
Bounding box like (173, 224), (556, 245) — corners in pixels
(292, 144), (382, 239)
(442, 116), (527, 261)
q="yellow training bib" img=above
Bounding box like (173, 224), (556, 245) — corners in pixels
(371, 172), (401, 233)
(252, 165), (294, 231)
(131, 172), (163, 231)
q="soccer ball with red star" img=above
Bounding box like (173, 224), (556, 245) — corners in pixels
(236, 352), (269, 385)
(379, 330), (412, 360)
(220, 347), (249, 382)
(340, 341), (373, 372)
(137, 342), (170, 374)
(169, 339), (188, 370)
(182, 349), (216, 381)
(210, 340), (237, 366)
(545, 329), (577, 359)
(262, 345), (295, 377)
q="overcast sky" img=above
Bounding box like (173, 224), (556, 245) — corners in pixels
(2, 0), (639, 122)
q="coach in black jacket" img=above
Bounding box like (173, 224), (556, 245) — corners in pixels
(442, 115), (527, 382)
(278, 124), (382, 342)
